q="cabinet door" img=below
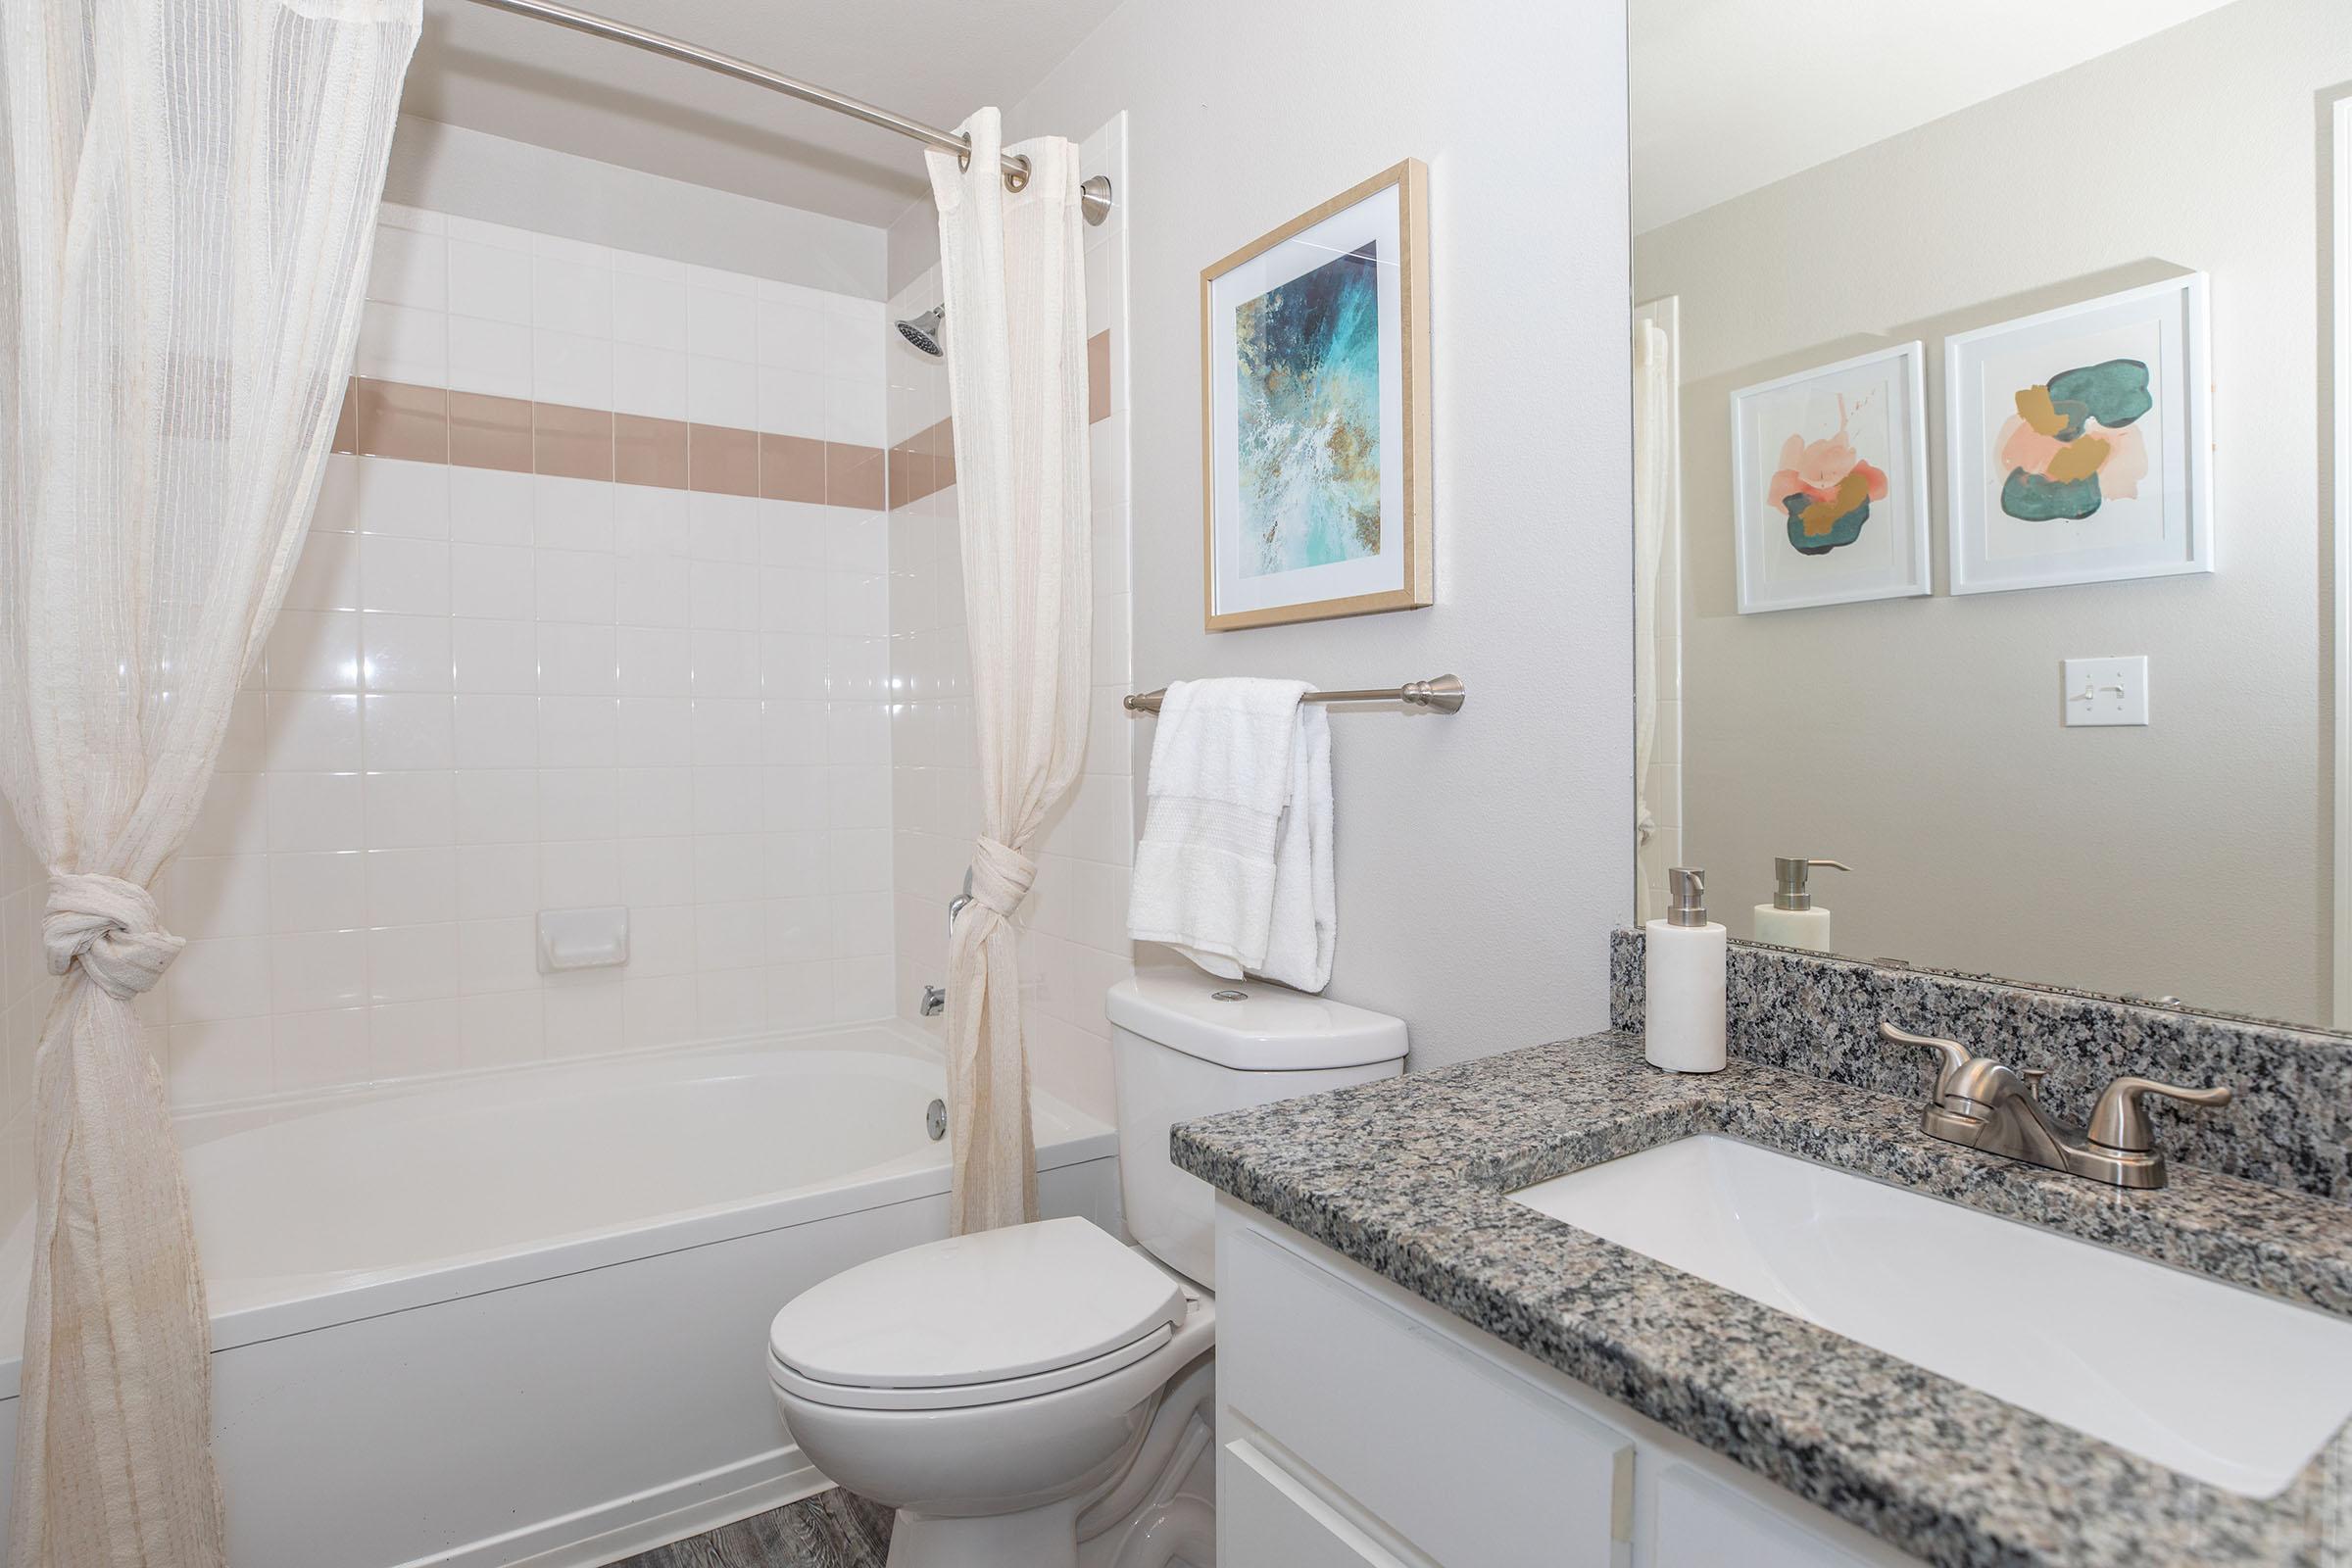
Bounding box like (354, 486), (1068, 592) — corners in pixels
(1219, 1225), (1633, 1568)
(1652, 1463), (1885, 1568)
(1220, 1438), (1425, 1568)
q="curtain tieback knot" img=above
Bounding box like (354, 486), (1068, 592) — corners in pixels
(44, 872), (184, 1001)
(969, 837), (1037, 919)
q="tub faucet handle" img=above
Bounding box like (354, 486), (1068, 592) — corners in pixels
(919, 984), (946, 1017)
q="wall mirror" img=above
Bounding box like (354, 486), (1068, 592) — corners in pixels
(1630, 0), (2352, 1030)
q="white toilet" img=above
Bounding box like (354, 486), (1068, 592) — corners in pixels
(766, 971), (1407, 1568)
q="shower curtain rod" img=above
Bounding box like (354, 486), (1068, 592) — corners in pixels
(452, 0), (1114, 224)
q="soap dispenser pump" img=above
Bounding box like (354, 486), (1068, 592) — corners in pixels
(1643, 866), (1727, 1073)
(1753, 858), (1850, 953)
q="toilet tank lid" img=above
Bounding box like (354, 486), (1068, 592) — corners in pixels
(1106, 972), (1407, 1070)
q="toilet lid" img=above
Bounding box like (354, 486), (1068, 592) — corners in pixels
(767, 1217), (1186, 1393)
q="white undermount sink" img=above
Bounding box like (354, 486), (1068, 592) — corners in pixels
(1509, 1136), (2352, 1496)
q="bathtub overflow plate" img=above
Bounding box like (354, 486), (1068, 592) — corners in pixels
(926, 1098), (948, 1141)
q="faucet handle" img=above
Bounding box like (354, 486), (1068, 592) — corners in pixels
(1880, 1022), (1972, 1098)
(2087, 1076), (2233, 1152)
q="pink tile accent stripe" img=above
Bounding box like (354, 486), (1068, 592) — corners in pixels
(334, 325), (1111, 515)
(334, 376), (890, 511)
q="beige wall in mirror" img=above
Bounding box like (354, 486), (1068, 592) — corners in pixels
(1632, 0), (2352, 1028)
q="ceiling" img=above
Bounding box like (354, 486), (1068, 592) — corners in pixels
(403, 0), (1126, 228)
(1631, 0), (2242, 233)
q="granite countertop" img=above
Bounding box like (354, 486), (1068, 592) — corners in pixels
(1172, 1031), (2352, 1568)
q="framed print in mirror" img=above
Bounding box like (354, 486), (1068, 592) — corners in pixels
(1944, 274), (2212, 595)
(1200, 160), (1432, 630)
(1728, 342), (1930, 614)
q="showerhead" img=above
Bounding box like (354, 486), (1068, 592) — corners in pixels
(896, 305), (945, 358)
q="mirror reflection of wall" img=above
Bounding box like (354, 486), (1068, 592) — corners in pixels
(1630, 0), (2352, 1029)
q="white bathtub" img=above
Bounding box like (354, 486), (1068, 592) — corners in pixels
(0, 1025), (1120, 1568)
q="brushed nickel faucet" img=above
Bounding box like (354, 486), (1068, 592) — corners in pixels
(1880, 1022), (2231, 1191)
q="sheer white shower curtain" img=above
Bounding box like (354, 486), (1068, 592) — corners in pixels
(0, 0), (417, 1559)
(926, 110), (1093, 1234)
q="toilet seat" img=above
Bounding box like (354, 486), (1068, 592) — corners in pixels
(767, 1217), (1187, 1412)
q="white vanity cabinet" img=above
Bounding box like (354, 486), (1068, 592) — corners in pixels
(1213, 1199), (1919, 1568)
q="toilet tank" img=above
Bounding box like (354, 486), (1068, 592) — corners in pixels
(1106, 971), (1406, 1289)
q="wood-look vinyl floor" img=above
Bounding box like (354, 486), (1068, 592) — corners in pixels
(608, 1489), (893, 1568)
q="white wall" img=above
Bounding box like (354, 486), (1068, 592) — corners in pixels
(952, 0), (1636, 1072)
(1630, 0), (2237, 233)
(1635, 0), (2349, 1020)
(384, 116), (885, 297)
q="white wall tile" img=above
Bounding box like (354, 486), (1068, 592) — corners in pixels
(537, 696), (617, 767)
(687, 355), (759, 427)
(448, 239), (533, 324)
(612, 270), (687, 350)
(532, 252), (611, 337)
(264, 693), (363, 772)
(161, 191), (916, 1107)
(367, 848), (458, 928)
(368, 226), (447, 311)
(356, 302), (446, 384)
(363, 694), (457, 770)
(533, 328), (613, 409)
(266, 611), (361, 693)
(362, 613), (453, 694)
(368, 923), (460, 1004)
(612, 343), (689, 422)
(361, 536), (452, 616)
(535, 549), (615, 624)
(687, 282), (759, 362)
(270, 772), (366, 854)
(451, 542), (535, 619)
(544, 978), (626, 1056)
(274, 1007), (371, 1093)
(447, 317), (533, 401)
(358, 458), (453, 540)
(270, 929), (368, 1014)
(457, 843), (539, 921)
(269, 851), (367, 934)
(462, 989), (544, 1068)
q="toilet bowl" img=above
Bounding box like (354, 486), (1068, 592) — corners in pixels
(766, 973), (1408, 1568)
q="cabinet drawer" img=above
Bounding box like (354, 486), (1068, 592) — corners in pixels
(1653, 1463), (1888, 1568)
(1218, 1224), (1631, 1568)
(1220, 1437), (1422, 1568)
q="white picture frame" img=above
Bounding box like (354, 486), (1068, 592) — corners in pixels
(1729, 341), (1930, 614)
(1943, 274), (2213, 596)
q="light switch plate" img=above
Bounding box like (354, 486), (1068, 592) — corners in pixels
(2062, 657), (2149, 726)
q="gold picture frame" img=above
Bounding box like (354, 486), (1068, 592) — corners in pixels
(1200, 159), (1433, 631)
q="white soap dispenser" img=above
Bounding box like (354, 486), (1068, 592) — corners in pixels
(1752, 857), (1850, 953)
(1643, 866), (1727, 1073)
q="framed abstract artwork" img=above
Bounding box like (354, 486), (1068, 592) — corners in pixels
(1943, 274), (2212, 595)
(1200, 160), (1432, 630)
(1728, 341), (1930, 613)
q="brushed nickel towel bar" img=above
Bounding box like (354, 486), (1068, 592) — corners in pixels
(1124, 675), (1466, 714)
(453, 0), (1114, 224)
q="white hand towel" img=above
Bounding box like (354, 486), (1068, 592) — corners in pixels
(1128, 677), (1337, 992)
